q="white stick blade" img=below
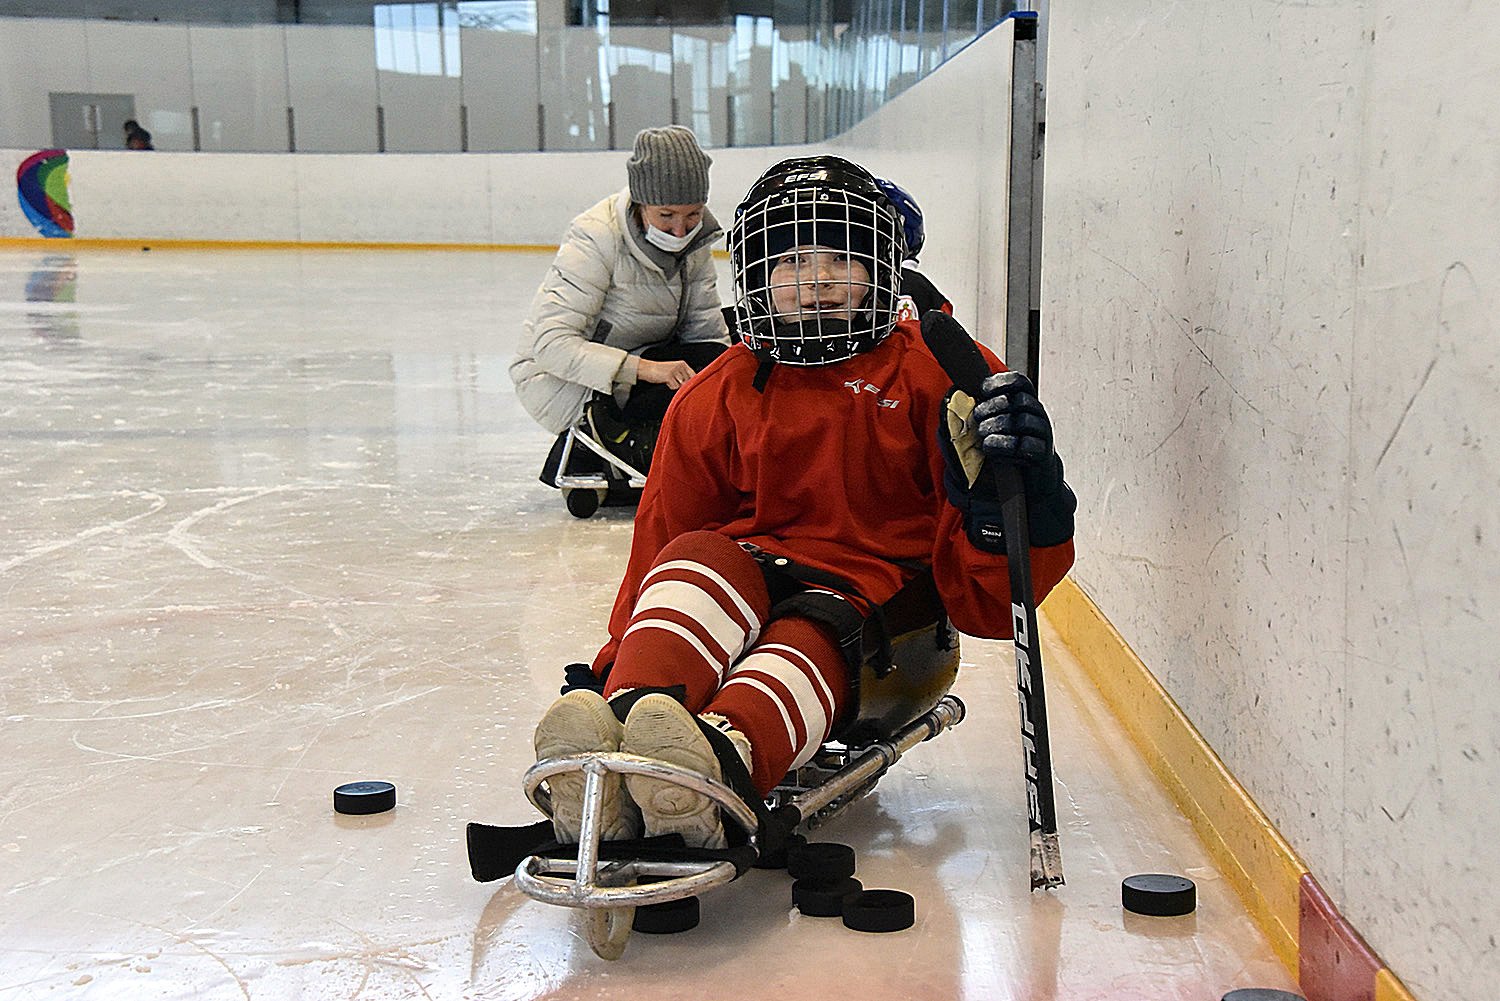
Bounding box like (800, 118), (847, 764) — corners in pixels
(1029, 830), (1065, 889)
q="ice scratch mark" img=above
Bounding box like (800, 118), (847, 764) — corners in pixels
(164, 486), (297, 572)
(183, 866), (269, 933)
(261, 683), (440, 803)
(1374, 259), (1478, 470)
(66, 686), (441, 769)
(0, 490), (164, 574)
(13, 697), (242, 723)
(265, 718), (332, 807)
(1096, 479), (1122, 529)
(0, 301), (126, 314)
(1094, 549), (1186, 574)
(342, 923), (436, 999)
(322, 685), (443, 722)
(70, 734), (219, 766)
(163, 483), (395, 577)
(1391, 524), (1442, 787)
(135, 922), (254, 1001)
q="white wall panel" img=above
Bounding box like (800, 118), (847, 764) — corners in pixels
(1343, 4), (1500, 998)
(730, 23), (774, 147)
(378, 70), (463, 153)
(1043, 0), (1362, 875)
(68, 150), (300, 241)
(0, 151), (36, 235)
(0, 26), (1011, 287)
(0, 17), (90, 149)
(605, 26), (673, 150)
(672, 26), (732, 149)
(293, 153), (492, 244)
(771, 26), (814, 145)
(284, 24), (378, 153)
(458, 26), (539, 152)
(187, 24), (291, 152)
(483, 149), (626, 246)
(538, 26), (605, 150)
(83, 21), (194, 151)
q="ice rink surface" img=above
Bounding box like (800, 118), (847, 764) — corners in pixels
(0, 247), (1299, 1000)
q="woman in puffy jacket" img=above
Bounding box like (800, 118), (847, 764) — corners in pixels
(509, 126), (731, 455)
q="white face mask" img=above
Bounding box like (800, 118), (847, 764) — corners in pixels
(644, 221), (702, 253)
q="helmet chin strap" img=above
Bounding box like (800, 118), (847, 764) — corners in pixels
(750, 348), (776, 393)
(745, 314), (876, 393)
(766, 314), (877, 360)
(771, 316), (855, 341)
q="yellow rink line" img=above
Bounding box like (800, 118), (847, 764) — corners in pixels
(1378, 969), (1418, 1001)
(0, 236), (555, 252)
(0, 237), (733, 257)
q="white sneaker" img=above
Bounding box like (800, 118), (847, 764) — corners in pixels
(621, 695), (752, 850)
(533, 690), (641, 843)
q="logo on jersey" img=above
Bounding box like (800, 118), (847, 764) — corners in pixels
(895, 294), (919, 323)
(843, 378), (901, 409)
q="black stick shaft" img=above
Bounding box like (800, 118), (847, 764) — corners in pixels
(920, 318), (1063, 882)
(995, 468), (1061, 843)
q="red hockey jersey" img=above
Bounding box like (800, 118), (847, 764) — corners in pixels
(592, 318), (1075, 670)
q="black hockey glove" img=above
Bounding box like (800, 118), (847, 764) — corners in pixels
(938, 372), (1076, 552)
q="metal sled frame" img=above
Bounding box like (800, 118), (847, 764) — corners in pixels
(516, 754), (761, 909)
(552, 423), (647, 492)
(515, 694), (965, 958)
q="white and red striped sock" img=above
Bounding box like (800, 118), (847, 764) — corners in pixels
(605, 531), (770, 711)
(707, 616), (850, 795)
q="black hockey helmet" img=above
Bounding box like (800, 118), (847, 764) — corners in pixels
(728, 156), (907, 367)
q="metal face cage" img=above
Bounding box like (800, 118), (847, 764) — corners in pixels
(728, 166), (906, 366)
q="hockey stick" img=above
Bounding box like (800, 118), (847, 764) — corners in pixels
(921, 315), (1065, 889)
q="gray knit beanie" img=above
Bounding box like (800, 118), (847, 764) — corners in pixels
(626, 126), (711, 205)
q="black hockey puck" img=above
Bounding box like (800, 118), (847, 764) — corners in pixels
(1222, 991), (1306, 1001)
(793, 876), (863, 917)
(787, 841), (856, 882)
(333, 780), (396, 815)
(1122, 873), (1196, 916)
(632, 895), (700, 934)
(841, 889), (915, 933)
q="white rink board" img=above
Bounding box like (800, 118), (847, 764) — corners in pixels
(1042, 3), (1500, 1000)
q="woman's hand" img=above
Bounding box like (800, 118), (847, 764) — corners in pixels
(636, 358), (697, 390)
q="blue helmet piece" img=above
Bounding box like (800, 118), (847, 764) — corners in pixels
(873, 178), (924, 260)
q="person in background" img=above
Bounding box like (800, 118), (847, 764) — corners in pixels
(874, 177), (951, 319)
(123, 120), (154, 150)
(510, 125), (730, 485)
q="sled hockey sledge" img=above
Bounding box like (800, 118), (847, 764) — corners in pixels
(542, 322), (737, 519)
(467, 605), (965, 960)
(520, 695), (963, 958)
(547, 418), (647, 520)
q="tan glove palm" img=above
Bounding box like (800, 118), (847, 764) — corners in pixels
(943, 389), (986, 488)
